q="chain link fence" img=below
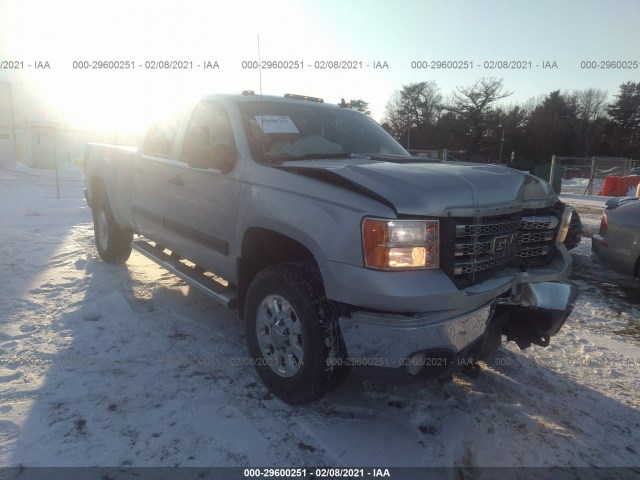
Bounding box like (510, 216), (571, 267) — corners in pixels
(0, 161), (85, 200)
(505, 156), (640, 196)
(551, 156), (640, 196)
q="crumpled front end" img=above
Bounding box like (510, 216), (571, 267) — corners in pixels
(337, 279), (579, 380)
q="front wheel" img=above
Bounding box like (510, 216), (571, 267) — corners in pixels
(564, 210), (583, 251)
(92, 198), (133, 264)
(244, 262), (348, 404)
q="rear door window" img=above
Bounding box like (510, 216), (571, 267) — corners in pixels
(142, 115), (182, 157)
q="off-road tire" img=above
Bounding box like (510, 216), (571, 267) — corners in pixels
(93, 198), (133, 264)
(244, 262), (348, 404)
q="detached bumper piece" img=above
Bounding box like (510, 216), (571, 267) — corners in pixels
(497, 281), (580, 350)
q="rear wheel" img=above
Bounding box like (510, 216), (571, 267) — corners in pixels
(93, 198), (133, 264)
(244, 262), (348, 404)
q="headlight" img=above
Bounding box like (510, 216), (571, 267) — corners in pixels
(362, 218), (439, 270)
(556, 205), (574, 245)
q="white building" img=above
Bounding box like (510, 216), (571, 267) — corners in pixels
(0, 75), (135, 169)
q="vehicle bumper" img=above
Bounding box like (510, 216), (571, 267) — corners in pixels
(497, 280), (580, 349)
(324, 246), (573, 313)
(591, 234), (633, 277)
(338, 280), (579, 375)
(338, 301), (494, 369)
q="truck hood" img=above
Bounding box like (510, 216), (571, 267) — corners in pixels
(279, 159), (558, 216)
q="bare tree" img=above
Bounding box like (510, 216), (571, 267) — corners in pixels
(447, 77), (513, 153)
(400, 81), (442, 127)
(568, 88), (608, 157)
(383, 81), (442, 147)
(522, 94), (547, 114)
(383, 90), (411, 145)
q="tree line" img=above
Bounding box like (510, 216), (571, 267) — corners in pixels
(350, 78), (640, 162)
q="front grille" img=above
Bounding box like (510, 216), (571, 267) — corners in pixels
(516, 245), (552, 258)
(456, 220), (520, 238)
(455, 241), (492, 257)
(520, 231), (555, 244)
(520, 216), (559, 231)
(454, 252), (516, 275)
(515, 213), (559, 267)
(450, 209), (559, 287)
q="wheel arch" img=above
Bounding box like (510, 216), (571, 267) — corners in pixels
(87, 175), (108, 210)
(237, 227), (323, 319)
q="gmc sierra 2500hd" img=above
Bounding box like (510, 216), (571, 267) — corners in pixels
(84, 92), (579, 404)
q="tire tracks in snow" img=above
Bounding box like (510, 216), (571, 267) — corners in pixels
(105, 252), (344, 466)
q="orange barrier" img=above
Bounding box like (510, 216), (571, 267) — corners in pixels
(619, 176), (640, 196)
(600, 176), (619, 196)
(600, 175), (640, 196)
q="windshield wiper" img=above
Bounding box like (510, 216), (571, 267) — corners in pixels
(265, 152), (358, 164)
(363, 154), (440, 164)
(282, 153), (426, 163)
(264, 152), (427, 165)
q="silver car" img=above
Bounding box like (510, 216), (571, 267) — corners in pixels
(592, 197), (640, 279)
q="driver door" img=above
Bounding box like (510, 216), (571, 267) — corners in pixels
(162, 101), (241, 280)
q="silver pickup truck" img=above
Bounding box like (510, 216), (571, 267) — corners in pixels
(84, 92), (579, 404)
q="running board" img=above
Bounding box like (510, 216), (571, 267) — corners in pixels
(132, 239), (237, 309)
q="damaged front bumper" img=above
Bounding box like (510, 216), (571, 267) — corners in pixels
(338, 280), (579, 379)
(496, 280), (580, 349)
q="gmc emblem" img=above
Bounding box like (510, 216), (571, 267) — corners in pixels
(492, 233), (518, 254)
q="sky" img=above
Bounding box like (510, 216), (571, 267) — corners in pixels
(0, 0), (639, 132)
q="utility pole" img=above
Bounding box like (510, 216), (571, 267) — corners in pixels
(498, 129), (505, 164)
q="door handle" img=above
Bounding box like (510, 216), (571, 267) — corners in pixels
(168, 175), (185, 187)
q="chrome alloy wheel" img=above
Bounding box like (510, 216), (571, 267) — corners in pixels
(256, 294), (304, 377)
(96, 208), (109, 252)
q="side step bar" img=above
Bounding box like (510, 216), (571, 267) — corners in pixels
(132, 239), (237, 309)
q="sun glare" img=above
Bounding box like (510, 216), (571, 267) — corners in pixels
(2, 0), (395, 130)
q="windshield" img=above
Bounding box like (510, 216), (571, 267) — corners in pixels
(238, 100), (410, 164)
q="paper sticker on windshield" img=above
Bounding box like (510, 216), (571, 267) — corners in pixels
(255, 116), (300, 134)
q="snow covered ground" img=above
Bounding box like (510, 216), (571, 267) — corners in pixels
(1, 165), (639, 475)
(561, 177), (604, 196)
